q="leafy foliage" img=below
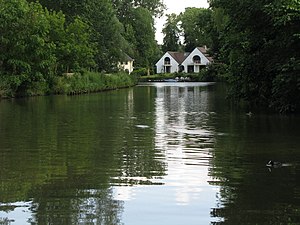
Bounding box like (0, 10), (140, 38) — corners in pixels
(0, 0), (162, 97)
(112, 1), (163, 69)
(180, 8), (213, 52)
(208, 0), (300, 113)
(53, 71), (137, 95)
(130, 7), (160, 68)
(0, 0), (96, 96)
(162, 14), (181, 52)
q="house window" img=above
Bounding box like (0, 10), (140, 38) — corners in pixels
(179, 65), (184, 72)
(165, 66), (171, 73)
(164, 57), (171, 65)
(188, 65), (194, 73)
(193, 55), (201, 64)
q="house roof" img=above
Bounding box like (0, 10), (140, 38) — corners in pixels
(157, 47), (213, 65)
(196, 47), (213, 62)
(197, 47), (207, 54)
(122, 53), (134, 62)
(167, 47), (213, 64)
(168, 51), (190, 64)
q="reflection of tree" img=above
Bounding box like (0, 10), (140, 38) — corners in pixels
(0, 88), (166, 223)
(112, 86), (167, 185)
(208, 111), (300, 225)
(31, 182), (123, 225)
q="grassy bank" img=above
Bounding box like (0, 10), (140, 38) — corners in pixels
(53, 71), (137, 95)
(0, 71), (137, 98)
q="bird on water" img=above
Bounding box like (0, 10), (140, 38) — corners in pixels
(266, 160), (282, 168)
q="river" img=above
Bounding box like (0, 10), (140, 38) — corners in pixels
(0, 82), (300, 225)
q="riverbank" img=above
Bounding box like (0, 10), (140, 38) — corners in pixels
(138, 68), (221, 82)
(0, 71), (138, 98)
(53, 72), (137, 95)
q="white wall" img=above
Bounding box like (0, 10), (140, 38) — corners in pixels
(155, 52), (179, 74)
(119, 60), (134, 74)
(181, 48), (210, 73)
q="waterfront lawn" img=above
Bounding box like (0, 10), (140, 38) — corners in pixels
(0, 71), (137, 98)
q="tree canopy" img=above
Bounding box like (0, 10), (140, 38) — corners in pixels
(162, 8), (214, 52)
(180, 7), (213, 52)
(0, 0), (95, 96)
(162, 13), (181, 52)
(208, 0), (300, 113)
(0, 0), (164, 96)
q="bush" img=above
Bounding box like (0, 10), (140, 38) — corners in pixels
(131, 68), (149, 77)
(52, 71), (137, 95)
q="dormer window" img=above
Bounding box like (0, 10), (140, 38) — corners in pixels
(193, 55), (201, 64)
(164, 57), (171, 65)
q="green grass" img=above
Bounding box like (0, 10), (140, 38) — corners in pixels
(0, 71), (137, 98)
(53, 71), (137, 95)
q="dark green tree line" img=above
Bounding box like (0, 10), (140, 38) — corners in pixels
(29, 0), (165, 71)
(0, 0), (95, 96)
(0, 0), (163, 96)
(161, 1), (299, 113)
(28, 0), (129, 72)
(208, 0), (300, 113)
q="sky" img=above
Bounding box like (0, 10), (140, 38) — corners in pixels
(155, 0), (209, 44)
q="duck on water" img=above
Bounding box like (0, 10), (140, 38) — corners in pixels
(266, 160), (282, 168)
(266, 160), (292, 169)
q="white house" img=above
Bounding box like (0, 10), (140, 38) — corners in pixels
(155, 47), (213, 74)
(119, 54), (134, 74)
(155, 51), (188, 73)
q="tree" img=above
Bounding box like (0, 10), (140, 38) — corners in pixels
(180, 7), (213, 52)
(131, 7), (160, 71)
(31, 0), (129, 72)
(112, 0), (164, 71)
(264, 0), (300, 112)
(162, 13), (181, 52)
(0, 0), (96, 96)
(0, 0), (56, 95)
(112, 0), (165, 18)
(208, 0), (300, 113)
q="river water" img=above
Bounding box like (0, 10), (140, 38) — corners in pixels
(0, 82), (299, 225)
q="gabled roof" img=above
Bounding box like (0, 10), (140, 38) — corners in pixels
(121, 53), (134, 62)
(197, 47), (207, 54)
(158, 47), (213, 65)
(196, 47), (213, 62)
(168, 51), (190, 64)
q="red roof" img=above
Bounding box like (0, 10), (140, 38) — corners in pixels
(166, 47), (213, 64)
(168, 52), (190, 64)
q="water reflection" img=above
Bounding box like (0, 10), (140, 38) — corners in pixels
(1, 83), (299, 224)
(153, 83), (216, 206)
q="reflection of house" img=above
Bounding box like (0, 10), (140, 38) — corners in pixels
(155, 47), (213, 74)
(119, 54), (134, 74)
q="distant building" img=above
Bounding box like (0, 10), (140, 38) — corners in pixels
(155, 47), (213, 74)
(119, 54), (134, 74)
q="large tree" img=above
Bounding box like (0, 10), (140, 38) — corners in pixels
(112, 0), (164, 70)
(131, 7), (160, 70)
(180, 7), (213, 52)
(31, 0), (129, 72)
(162, 13), (181, 52)
(0, 0), (95, 96)
(208, 0), (300, 113)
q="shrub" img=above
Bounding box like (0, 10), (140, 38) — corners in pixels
(131, 68), (148, 77)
